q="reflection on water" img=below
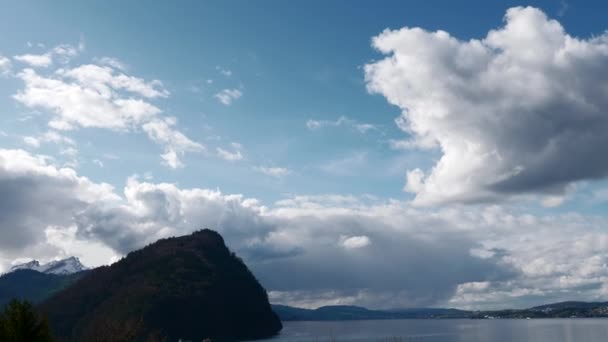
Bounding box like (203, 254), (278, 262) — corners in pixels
(259, 319), (608, 342)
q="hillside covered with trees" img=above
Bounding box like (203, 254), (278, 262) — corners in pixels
(39, 229), (282, 341)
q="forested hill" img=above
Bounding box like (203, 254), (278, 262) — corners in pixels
(39, 229), (282, 342)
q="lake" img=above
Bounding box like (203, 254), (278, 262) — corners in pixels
(259, 319), (608, 341)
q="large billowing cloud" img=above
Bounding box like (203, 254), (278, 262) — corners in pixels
(2, 148), (608, 309)
(365, 7), (608, 205)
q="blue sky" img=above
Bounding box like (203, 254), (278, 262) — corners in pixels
(1, 0), (608, 309)
(1, 0), (408, 199)
(2, 0), (602, 204)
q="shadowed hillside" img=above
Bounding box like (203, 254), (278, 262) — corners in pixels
(0, 270), (86, 308)
(40, 229), (282, 342)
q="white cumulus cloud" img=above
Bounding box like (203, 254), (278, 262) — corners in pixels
(13, 59), (201, 168)
(365, 6), (608, 206)
(14, 67), (163, 131)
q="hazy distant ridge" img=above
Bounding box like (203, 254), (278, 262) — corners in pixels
(273, 302), (608, 321)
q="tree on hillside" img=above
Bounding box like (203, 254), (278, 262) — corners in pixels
(0, 299), (54, 342)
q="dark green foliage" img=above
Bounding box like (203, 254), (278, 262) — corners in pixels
(40, 229), (282, 342)
(0, 270), (87, 308)
(0, 299), (54, 342)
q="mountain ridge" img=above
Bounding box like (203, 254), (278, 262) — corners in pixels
(272, 304), (470, 321)
(8, 257), (87, 275)
(273, 301), (608, 321)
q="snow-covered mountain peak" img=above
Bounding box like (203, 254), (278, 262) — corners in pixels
(9, 257), (88, 275)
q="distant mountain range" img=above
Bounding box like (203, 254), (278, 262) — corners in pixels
(470, 301), (608, 319)
(272, 305), (470, 321)
(273, 301), (608, 321)
(8, 256), (88, 275)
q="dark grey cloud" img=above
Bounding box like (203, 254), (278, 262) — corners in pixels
(3, 149), (608, 310)
(0, 149), (104, 253)
(251, 215), (515, 308)
(66, 177), (515, 308)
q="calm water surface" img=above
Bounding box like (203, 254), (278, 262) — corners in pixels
(259, 319), (608, 341)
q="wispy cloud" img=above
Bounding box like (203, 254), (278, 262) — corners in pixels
(320, 151), (367, 176)
(94, 56), (127, 71)
(92, 159), (104, 168)
(216, 146), (243, 161)
(557, 0), (569, 16)
(306, 115), (377, 134)
(13, 43), (80, 68)
(22, 130), (75, 149)
(143, 117), (205, 169)
(216, 66), (232, 77)
(23, 136), (40, 148)
(214, 88), (242, 105)
(13, 52), (201, 169)
(0, 55), (11, 76)
(255, 166), (291, 178)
